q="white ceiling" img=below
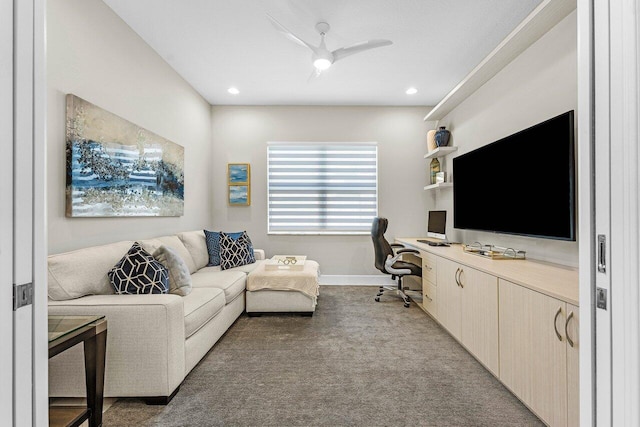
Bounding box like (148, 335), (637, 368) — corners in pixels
(102, 0), (541, 106)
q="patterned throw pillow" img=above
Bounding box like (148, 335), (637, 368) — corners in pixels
(219, 231), (256, 270)
(204, 230), (243, 266)
(153, 245), (192, 296)
(108, 242), (169, 295)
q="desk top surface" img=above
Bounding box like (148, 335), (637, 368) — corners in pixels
(397, 238), (579, 306)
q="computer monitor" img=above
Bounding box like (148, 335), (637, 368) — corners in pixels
(427, 210), (447, 240)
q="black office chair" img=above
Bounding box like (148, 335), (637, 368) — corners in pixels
(371, 217), (422, 308)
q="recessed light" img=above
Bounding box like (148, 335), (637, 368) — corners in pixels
(228, 87), (240, 95)
(406, 87), (418, 95)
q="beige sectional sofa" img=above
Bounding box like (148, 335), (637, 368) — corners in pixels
(47, 230), (264, 403)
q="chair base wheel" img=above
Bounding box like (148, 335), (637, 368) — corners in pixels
(375, 297), (380, 302)
(404, 303), (410, 308)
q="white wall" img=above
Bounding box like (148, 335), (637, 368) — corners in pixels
(211, 106), (431, 275)
(434, 11), (578, 267)
(47, 0), (213, 254)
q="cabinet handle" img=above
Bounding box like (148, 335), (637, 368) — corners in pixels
(553, 306), (563, 342)
(565, 311), (575, 347)
(424, 293), (433, 302)
(454, 268), (460, 287)
(458, 268), (464, 288)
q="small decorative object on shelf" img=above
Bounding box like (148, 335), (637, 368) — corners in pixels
(435, 126), (451, 147)
(462, 241), (526, 260)
(427, 129), (437, 152)
(435, 172), (446, 183)
(430, 158), (441, 184)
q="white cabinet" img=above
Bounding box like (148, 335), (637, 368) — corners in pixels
(436, 257), (499, 375)
(499, 279), (579, 427)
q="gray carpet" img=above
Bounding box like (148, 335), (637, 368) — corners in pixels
(103, 286), (543, 426)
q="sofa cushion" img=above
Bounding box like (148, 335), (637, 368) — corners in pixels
(48, 240), (134, 300)
(153, 245), (192, 296)
(139, 235), (197, 274)
(178, 230), (209, 270)
(203, 259), (265, 275)
(183, 288), (225, 339)
(108, 243), (169, 295)
(220, 231), (256, 270)
(191, 268), (246, 303)
(204, 230), (243, 267)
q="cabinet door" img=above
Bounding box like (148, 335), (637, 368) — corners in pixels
(499, 279), (568, 427)
(436, 257), (461, 340)
(459, 266), (499, 375)
(566, 303), (579, 427)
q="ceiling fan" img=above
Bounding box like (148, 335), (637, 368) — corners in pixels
(267, 14), (393, 78)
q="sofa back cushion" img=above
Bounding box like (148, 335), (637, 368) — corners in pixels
(48, 240), (134, 301)
(139, 235), (197, 274)
(177, 230), (208, 270)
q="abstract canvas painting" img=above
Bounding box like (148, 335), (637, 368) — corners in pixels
(66, 95), (184, 217)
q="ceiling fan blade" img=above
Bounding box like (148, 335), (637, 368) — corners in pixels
(332, 39), (393, 62)
(267, 13), (317, 53)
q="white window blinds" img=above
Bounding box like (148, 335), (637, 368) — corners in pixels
(267, 143), (378, 234)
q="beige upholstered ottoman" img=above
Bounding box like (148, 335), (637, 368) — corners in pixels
(246, 259), (320, 316)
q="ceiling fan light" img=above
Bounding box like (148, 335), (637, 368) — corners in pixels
(313, 58), (332, 70)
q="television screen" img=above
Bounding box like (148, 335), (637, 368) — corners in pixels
(453, 111), (575, 241)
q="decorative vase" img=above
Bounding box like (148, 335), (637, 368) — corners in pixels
(430, 158), (441, 184)
(427, 129), (437, 152)
(435, 126), (451, 147)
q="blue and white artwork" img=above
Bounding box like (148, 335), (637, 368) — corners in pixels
(66, 95), (184, 217)
(228, 163), (249, 184)
(229, 185), (249, 205)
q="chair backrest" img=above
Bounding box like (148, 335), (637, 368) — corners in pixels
(371, 217), (393, 274)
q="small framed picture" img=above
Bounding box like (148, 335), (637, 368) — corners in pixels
(228, 163), (250, 184)
(227, 163), (250, 206)
(228, 185), (250, 206)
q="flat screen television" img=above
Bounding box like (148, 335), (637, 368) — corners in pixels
(453, 111), (575, 241)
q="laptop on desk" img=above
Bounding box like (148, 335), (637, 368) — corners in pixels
(418, 210), (450, 246)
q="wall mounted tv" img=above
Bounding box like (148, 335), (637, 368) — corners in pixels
(453, 111), (575, 241)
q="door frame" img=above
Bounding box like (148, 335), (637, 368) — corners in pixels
(0, 0), (15, 422)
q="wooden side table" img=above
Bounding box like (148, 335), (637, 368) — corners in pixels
(48, 315), (107, 427)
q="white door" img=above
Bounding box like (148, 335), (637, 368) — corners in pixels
(607, 0), (640, 425)
(0, 0), (15, 423)
(2, 0), (47, 425)
(588, 0), (640, 425)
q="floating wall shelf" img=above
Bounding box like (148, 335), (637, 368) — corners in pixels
(424, 182), (453, 191)
(424, 146), (458, 159)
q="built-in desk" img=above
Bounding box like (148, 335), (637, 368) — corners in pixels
(397, 238), (579, 427)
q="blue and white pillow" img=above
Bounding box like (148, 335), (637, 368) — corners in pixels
(219, 231), (256, 270)
(204, 230), (243, 266)
(108, 242), (169, 295)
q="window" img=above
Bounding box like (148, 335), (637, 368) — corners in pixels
(267, 143), (378, 235)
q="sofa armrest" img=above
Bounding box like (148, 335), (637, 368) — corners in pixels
(254, 249), (265, 260)
(48, 294), (186, 398)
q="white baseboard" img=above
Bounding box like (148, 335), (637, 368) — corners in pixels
(319, 275), (394, 286)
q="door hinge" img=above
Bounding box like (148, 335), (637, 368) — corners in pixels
(13, 282), (33, 311)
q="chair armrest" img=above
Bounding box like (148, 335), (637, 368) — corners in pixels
(396, 248), (419, 255)
(390, 243), (404, 248)
(48, 294), (185, 397)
